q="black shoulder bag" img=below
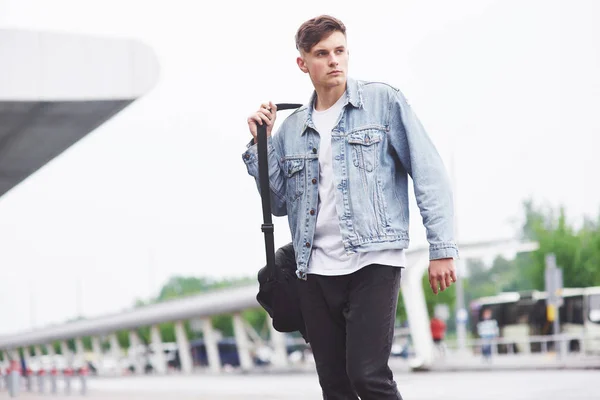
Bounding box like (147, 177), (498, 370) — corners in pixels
(255, 103), (308, 342)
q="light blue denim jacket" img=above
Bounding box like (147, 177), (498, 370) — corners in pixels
(243, 77), (458, 279)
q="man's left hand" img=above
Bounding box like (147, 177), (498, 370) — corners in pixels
(428, 258), (457, 295)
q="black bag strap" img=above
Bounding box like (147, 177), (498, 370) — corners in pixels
(257, 103), (302, 279)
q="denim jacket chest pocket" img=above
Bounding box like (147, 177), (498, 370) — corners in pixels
(284, 157), (305, 202)
(347, 128), (384, 172)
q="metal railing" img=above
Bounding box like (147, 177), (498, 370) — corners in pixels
(445, 333), (600, 357)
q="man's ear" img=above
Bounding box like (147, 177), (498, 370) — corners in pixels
(296, 56), (309, 73)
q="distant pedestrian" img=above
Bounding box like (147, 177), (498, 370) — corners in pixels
(430, 315), (447, 355)
(477, 308), (499, 361)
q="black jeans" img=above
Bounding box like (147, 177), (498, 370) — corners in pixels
(297, 264), (403, 400)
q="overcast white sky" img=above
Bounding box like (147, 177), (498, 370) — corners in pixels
(0, 0), (598, 335)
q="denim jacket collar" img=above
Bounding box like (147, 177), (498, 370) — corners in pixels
(301, 77), (363, 135)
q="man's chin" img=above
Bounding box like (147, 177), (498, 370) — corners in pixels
(326, 75), (346, 87)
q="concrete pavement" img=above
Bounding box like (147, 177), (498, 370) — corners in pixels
(1, 369), (598, 400)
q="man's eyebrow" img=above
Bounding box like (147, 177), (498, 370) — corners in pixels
(313, 45), (345, 53)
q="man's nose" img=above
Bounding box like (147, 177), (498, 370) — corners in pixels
(329, 54), (339, 66)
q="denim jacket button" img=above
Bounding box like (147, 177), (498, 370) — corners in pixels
(305, 242), (310, 248)
(312, 147), (317, 154)
(310, 209), (315, 215)
(311, 178), (317, 184)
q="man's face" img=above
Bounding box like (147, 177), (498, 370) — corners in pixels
(297, 31), (348, 90)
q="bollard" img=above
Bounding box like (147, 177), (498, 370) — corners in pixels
(37, 369), (46, 394)
(64, 367), (73, 395)
(25, 367), (33, 392)
(49, 367), (58, 394)
(10, 370), (20, 397)
(79, 365), (89, 395)
(3, 368), (9, 392)
(8, 360), (21, 398)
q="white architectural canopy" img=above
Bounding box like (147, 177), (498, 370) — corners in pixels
(0, 283), (260, 349)
(0, 28), (159, 197)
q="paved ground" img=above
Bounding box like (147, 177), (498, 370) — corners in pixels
(427, 352), (600, 371)
(1, 369), (598, 399)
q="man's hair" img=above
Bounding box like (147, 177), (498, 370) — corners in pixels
(295, 15), (346, 53)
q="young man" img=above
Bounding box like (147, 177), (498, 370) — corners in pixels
(243, 15), (458, 400)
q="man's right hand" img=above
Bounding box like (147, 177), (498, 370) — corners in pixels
(247, 101), (277, 143)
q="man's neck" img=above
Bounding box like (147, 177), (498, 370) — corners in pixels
(314, 83), (346, 111)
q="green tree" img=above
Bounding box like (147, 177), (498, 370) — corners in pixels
(520, 200), (600, 289)
(461, 199), (600, 304)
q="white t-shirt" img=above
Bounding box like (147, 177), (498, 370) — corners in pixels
(308, 93), (406, 276)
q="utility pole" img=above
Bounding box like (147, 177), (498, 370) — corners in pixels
(30, 280), (36, 329)
(545, 253), (564, 359)
(451, 150), (468, 353)
(148, 246), (156, 300)
(76, 277), (83, 318)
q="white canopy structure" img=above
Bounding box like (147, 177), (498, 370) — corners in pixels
(0, 28), (159, 197)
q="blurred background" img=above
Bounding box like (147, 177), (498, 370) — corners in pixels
(0, 0), (598, 398)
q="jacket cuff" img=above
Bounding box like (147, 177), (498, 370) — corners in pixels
(429, 243), (459, 260)
(242, 136), (273, 165)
